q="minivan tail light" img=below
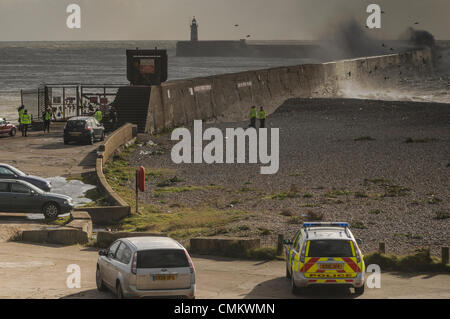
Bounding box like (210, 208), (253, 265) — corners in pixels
(184, 249), (195, 284)
(184, 249), (195, 274)
(131, 251), (137, 274)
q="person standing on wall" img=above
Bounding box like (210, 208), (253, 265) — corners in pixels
(18, 105), (25, 132)
(258, 106), (266, 128)
(249, 105), (257, 128)
(21, 110), (31, 137)
(94, 108), (103, 124)
(43, 108), (52, 133)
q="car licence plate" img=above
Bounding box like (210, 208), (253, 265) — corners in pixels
(70, 132), (82, 136)
(153, 275), (177, 281)
(320, 263), (343, 270)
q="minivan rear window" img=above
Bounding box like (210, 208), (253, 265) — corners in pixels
(137, 249), (189, 269)
(307, 240), (354, 257)
(66, 120), (86, 129)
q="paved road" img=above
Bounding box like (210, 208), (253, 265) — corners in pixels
(0, 123), (98, 178)
(0, 242), (448, 299)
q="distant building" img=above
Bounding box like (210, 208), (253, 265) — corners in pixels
(190, 17), (199, 42)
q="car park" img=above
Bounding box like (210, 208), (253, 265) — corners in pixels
(285, 222), (365, 295)
(0, 163), (52, 192)
(96, 237), (196, 299)
(0, 118), (16, 137)
(64, 116), (105, 145)
(0, 179), (73, 219)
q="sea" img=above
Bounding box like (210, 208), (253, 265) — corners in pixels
(0, 40), (321, 123)
(0, 40), (449, 124)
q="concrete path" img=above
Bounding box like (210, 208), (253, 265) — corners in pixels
(0, 242), (448, 299)
(0, 123), (98, 178)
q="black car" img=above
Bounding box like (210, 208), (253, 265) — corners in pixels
(0, 180), (73, 219)
(64, 116), (105, 145)
(0, 163), (51, 192)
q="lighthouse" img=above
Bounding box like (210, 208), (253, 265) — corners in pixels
(190, 17), (199, 42)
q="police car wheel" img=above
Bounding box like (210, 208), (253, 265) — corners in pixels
(291, 274), (303, 295)
(286, 265), (291, 279)
(354, 286), (365, 295)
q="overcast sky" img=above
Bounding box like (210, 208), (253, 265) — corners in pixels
(0, 0), (449, 41)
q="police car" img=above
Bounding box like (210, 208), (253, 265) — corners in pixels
(284, 222), (365, 295)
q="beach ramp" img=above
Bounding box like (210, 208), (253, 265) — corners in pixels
(113, 86), (151, 133)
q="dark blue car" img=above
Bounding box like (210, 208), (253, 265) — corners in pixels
(0, 164), (52, 192)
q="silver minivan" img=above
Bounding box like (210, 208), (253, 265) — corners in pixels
(96, 237), (196, 299)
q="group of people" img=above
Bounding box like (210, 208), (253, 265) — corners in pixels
(17, 106), (53, 137)
(249, 105), (267, 128)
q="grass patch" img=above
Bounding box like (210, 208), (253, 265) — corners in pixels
(289, 171), (302, 177)
(351, 221), (367, 229)
(258, 228), (273, 236)
(156, 176), (184, 188)
(303, 193), (313, 198)
(364, 178), (390, 185)
(44, 215), (72, 226)
(239, 187), (254, 193)
(354, 136), (376, 142)
(266, 185), (300, 200)
(427, 195), (442, 205)
(383, 185), (410, 197)
(118, 207), (246, 240)
(304, 210), (323, 221)
(324, 189), (351, 198)
(354, 191), (369, 198)
(364, 248), (450, 273)
(434, 211), (450, 220)
(280, 209), (293, 217)
(404, 137), (438, 144)
(369, 209), (384, 215)
(288, 216), (303, 225)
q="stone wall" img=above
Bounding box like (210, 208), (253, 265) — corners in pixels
(146, 49), (433, 133)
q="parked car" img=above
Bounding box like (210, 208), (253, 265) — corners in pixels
(0, 179), (74, 219)
(285, 222), (365, 295)
(0, 163), (51, 192)
(64, 116), (105, 145)
(0, 118), (16, 137)
(96, 237), (196, 299)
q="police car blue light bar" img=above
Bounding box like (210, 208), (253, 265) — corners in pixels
(303, 222), (349, 228)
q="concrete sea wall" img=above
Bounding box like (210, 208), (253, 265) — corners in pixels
(145, 48), (433, 133)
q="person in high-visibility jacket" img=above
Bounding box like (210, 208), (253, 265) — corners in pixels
(249, 106), (257, 128)
(94, 109), (103, 123)
(21, 110), (31, 137)
(18, 105), (25, 132)
(258, 107), (267, 128)
(43, 108), (52, 133)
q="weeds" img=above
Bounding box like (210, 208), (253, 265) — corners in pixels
(434, 211), (450, 220)
(354, 136), (376, 142)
